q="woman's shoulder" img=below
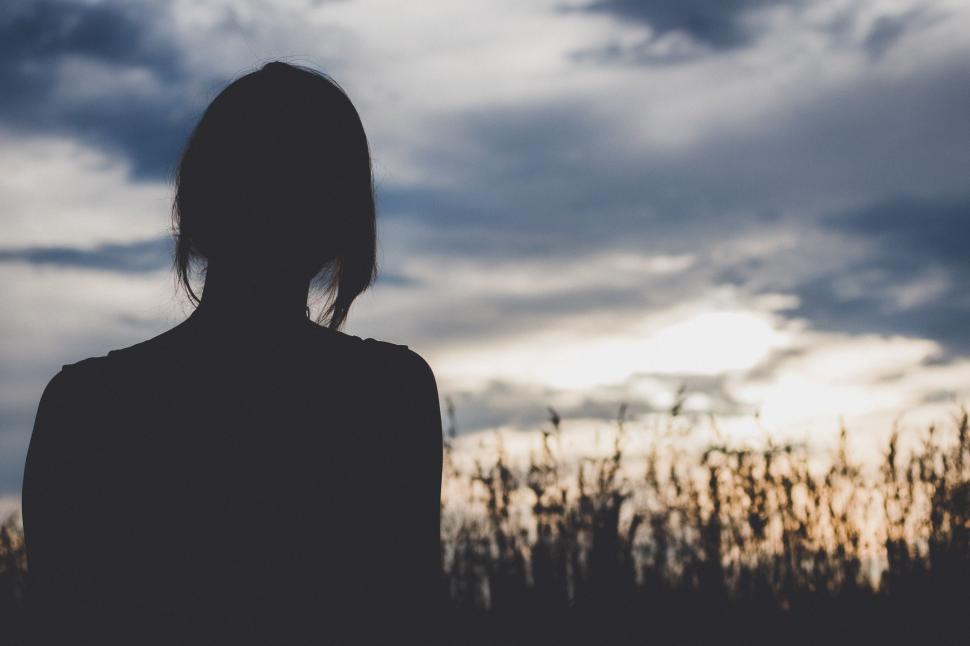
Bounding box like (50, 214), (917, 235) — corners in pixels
(32, 352), (133, 437)
(37, 323), (192, 406)
(27, 355), (116, 466)
(40, 354), (115, 400)
(324, 328), (436, 380)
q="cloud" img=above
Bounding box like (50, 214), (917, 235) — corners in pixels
(0, 0), (197, 179)
(444, 370), (747, 435)
(0, 130), (173, 247)
(0, 237), (173, 273)
(788, 195), (970, 354)
(364, 9), (970, 367)
(830, 195), (970, 273)
(378, 47), (970, 262)
(569, 0), (952, 66)
(862, 8), (936, 60)
(0, 0), (178, 70)
(572, 0), (794, 50)
(734, 330), (970, 447)
(0, 0), (385, 182)
(1, 0), (970, 496)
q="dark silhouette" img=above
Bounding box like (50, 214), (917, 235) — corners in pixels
(5, 406), (969, 645)
(21, 61), (443, 645)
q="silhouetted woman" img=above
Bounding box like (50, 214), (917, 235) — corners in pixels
(22, 61), (443, 645)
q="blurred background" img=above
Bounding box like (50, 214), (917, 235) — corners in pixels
(1, 0), (969, 519)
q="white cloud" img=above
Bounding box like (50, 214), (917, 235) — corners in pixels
(0, 130), (172, 247)
(433, 302), (794, 390)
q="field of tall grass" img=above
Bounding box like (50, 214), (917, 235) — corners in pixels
(0, 404), (967, 645)
(438, 403), (969, 644)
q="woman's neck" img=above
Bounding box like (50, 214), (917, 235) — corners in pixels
(192, 263), (313, 332)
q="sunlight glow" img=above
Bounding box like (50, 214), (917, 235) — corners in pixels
(437, 305), (792, 391)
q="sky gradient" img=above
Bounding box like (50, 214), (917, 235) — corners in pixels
(2, 0), (969, 513)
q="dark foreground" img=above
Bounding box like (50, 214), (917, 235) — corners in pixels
(2, 408), (968, 645)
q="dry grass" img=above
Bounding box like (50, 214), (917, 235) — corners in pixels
(437, 405), (969, 644)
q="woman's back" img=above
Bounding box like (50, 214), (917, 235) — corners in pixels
(21, 59), (444, 644)
(22, 309), (443, 644)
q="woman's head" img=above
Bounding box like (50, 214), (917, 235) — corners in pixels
(173, 61), (377, 330)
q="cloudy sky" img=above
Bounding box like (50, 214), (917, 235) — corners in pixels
(1, 0), (969, 509)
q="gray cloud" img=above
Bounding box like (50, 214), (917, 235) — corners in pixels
(862, 9), (935, 59)
(445, 372), (748, 434)
(0, 0), (201, 178)
(382, 52), (970, 265)
(830, 195), (970, 270)
(0, 237), (173, 273)
(789, 195), (970, 353)
(573, 0), (794, 50)
(2, 0), (970, 496)
(374, 49), (970, 361)
(570, 2), (946, 66)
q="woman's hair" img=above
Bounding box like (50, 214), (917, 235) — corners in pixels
(172, 61), (377, 330)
